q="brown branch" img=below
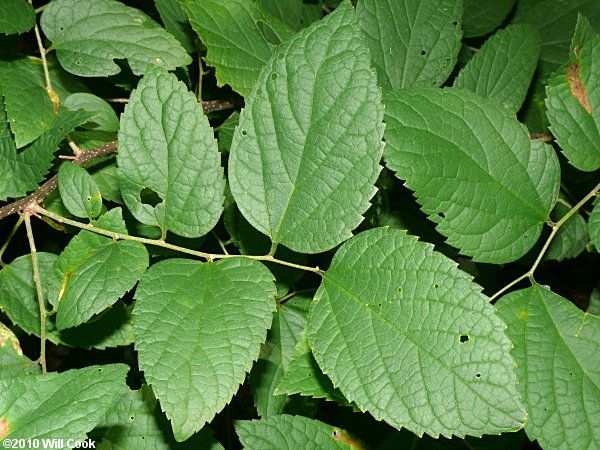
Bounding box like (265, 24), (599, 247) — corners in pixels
(0, 96), (243, 222)
(105, 97), (243, 114)
(530, 133), (554, 142)
(0, 141), (118, 222)
(202, 99), (243, 113)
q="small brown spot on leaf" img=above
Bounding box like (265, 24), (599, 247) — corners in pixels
(332, 429), (363, 449)
(567, 62), (592, 114)
(0, 418), (8, 439)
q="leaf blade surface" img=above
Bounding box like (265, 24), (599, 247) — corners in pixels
(308, 228), (526, 438)
(59, 163), (103, 219)
(0, 364), (128, 441)
(356, 0), (463, 91)
(236, 415), (353, 449)
(545, 15), (600, 172)
(133, 258), (276, 441)
(41, 0), (191, 77)
(0, 0), (35, 35)
(383, 87), (560, 263)
(56, 240), (149, 330)
(229, 1), (384, 253)
(118, 66), (224, 238)
(496, 285), (600, 449)
(454, 24), (540, 111)
(181, 0), (294, 96)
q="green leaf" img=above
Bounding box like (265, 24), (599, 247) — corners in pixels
(545, 201), (589, 261)
(276, 331), (348, 405)
(64, 93), (120, 132)
(589, 200), (600, 250)
(118, 66), (224, 238)
(40, 0), (191, 77)
(513, 0), (600, 79)
(181, 0), (295, 96)
(496, 285), (600, 449)
(154, 0), (196, 54)
(48, 209), (146, 348)
(250, 294), (310, 417)
(224, 201), (306, 295)
(133, 258), (276, 441)
(356, 0), (463, 91)
(58, 301), (135, 350)
(0, 252), (58, 337)
(0, 364), (128, 440)
(59, 163), (103, 219)
(217, 111), (239, 153)
(229, 2), (384, 253)
(96, 385), (224, 449)
(236, 415), (355, 449)
(51, 208), (128, 293)
(0, 108), (95, 201)
(383, 88), (560, 263)
(454, 24), (540, 112)
(545, 15), (600, 172)
(0, 322), (40, 379)
(56, 240), (148, 330)
(589, 286), (600, 316)
(462, 0), (515, 38)
(266, 295), (311, 367)
(88, 158), (123, 204)
(513, 1), (600, 133)
(0, 0), (35, 35)
(0, 250), (133, 349)
(69, 130), (116, 151)
(249, 360), (288, 418)
(257, 0), (322, 31)
(0, 55), (89, 148)
(308, 228), (526, 438)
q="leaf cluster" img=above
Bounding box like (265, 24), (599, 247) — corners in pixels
(0, 1), (599, 449)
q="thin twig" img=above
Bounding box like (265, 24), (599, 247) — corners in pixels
(104, 98), (130, 103)
(553, 181), (600, 228)
(105, 97), (242, 114)
(0, 215), (24, 266)
(277, 288), (316, 305)
(31, 205), (325, 275)
(530, 133), (554, 142)
(29, 0), (57, 113)
(212, 231), (230, 255)
(203, 99), (242, 113)
(196, 57), (204, 102)
(66, 134), (82, 156)
(0, 141), (118, 222)
(490, 181), (600, 302)
(23, 213), (47, 373)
